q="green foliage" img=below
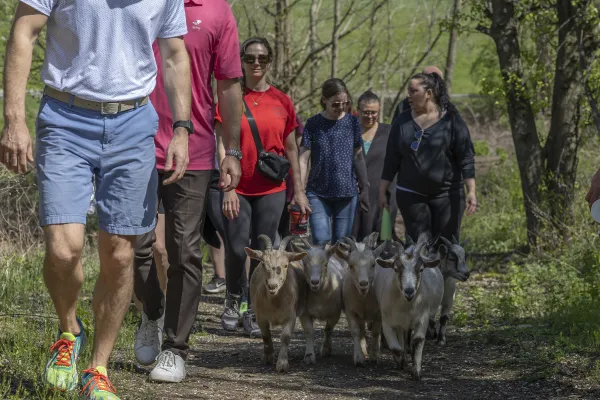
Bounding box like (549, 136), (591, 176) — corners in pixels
(462, 157), (525, 253)
(472, 140), (490, 156)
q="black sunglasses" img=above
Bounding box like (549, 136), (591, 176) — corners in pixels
(330, 101), (349, 109)
(411, 129), (424, 151)
(243, 54), (270, 65)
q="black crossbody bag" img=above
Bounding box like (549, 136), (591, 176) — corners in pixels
(243, 98), (290, 182)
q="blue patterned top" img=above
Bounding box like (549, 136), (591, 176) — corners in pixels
(302, 113), (363, 198)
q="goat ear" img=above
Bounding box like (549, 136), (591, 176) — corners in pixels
(286, 251), (308, 262)
(438, 244), (449, 259)
(244, 247), (263, 261)
(376, 256), (396, 269)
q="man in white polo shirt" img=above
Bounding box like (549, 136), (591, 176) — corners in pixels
(0, 1), (193, 398)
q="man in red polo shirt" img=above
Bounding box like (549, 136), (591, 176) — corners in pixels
(133, 0), (243, 383)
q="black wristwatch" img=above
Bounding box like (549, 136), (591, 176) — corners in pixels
(172, 120), (194, 135)
(225, 149), (242, 160)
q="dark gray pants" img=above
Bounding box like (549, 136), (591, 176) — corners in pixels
(221, 190), (286, 305)
(134, 170), (211, 360)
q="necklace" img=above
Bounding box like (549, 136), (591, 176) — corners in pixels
(248, 85), (269, 106)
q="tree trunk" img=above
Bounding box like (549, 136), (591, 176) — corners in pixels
(274, 0), (284, 83)
(282, 0), (292, 93)
(544, 0), (592, 233)
(331, 0), (340, 78)
(444, 0), (461, 95)
(367, 2), (378, 88)
(309, 0), (319, 95)
(488, 0), (544, 248)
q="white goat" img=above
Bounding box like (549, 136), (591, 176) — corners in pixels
(374, 233), (443, 380)
(290, 239), (344, 364)
(336, 233), (387, 366)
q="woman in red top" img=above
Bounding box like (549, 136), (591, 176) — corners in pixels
(215, 37), (310, 337)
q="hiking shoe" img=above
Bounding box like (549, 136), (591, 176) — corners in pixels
(134, 312), (164, 366)
(242, 311), (261, 338)
(43, 317), (87, 392)
(80, 366), (119, 399)
(149, 350), (186, 383)
(203, 276), (226, 294)
(221, 292), (241, 332)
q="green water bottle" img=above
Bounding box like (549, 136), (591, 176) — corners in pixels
(380, 208), (392, 241)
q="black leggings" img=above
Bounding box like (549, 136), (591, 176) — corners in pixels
(222, 190), (286, 305)
(395, 189), (465, 243)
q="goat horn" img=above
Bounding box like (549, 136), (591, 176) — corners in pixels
(301, 238), (312, 249)
(440, 236), (453, 249)
(419, 243), (439, 263)
(279, 235), (295, 251)
(341, 236), (358, 251)
(258, 234), (273, 250)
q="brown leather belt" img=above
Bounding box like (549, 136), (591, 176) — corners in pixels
(43, 86), (149, 115)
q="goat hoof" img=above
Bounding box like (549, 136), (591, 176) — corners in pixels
(276, 359), (289, 373)
(320, 346), (332, 357)
(303, 353), (316, 364)
(263, 354), (274, 365)
(367, 354), (380, 364)
(411, 368), (422, 381)
(437, 337), (447, 346)
(353, 354), (366, 367)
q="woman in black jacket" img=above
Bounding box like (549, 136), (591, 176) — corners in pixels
(352, 90), (397, 241)
(379, 73), (477, 243)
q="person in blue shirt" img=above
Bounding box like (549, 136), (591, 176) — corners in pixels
(299, 78), (369, 245)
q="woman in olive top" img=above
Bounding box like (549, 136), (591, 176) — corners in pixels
(352, 90), (397, 242)
(379, 72), (477, 243)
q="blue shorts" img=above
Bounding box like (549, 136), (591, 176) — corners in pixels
(35, 95), (159, 235)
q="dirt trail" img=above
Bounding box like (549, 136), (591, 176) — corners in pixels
(109, 274), (600, 400)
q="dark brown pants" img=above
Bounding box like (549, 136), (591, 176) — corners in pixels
(134, 170), (211, 360)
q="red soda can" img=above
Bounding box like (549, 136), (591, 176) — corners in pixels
(289, 205), (308, 236)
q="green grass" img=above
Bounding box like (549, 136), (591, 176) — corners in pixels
(0, 245), (141, 399)
(455, 139), (600, 383)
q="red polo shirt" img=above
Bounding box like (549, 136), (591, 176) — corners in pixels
(151, 0), (242, 171)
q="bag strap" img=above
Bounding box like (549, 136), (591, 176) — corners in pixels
(242, 98), (265, 154)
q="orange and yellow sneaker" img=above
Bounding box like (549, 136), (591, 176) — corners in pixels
(80, 366), (119, 400)
(43, 318), (86, 391)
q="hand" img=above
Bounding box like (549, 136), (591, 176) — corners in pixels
(0, 119), (33, 174)
(222, 190), (240, 220)
(379, 191), (389, 211)
(289, 191), (311, 215)
(220, 155), (241, 192)
(163, 128), (189, 185)
(465, 192), (477, 216)
(585, 169), (600, 208)
(359, 190), (370, 213)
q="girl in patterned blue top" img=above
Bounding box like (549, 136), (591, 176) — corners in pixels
(299, 78), (369, 245)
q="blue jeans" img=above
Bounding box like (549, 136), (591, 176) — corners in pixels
(307, 192), (358, 245)
(36, 95), (159, 235)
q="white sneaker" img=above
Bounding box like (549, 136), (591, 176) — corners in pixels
(134, 312), (164, 366)
(149, 350), (186, 383)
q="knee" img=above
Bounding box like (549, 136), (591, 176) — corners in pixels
(46, 244), (82, 271)
(100, 233), (134, 271)
(44, 227), (84, 270)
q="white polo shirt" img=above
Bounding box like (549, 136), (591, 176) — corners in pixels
(21, 0), (187, 102)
